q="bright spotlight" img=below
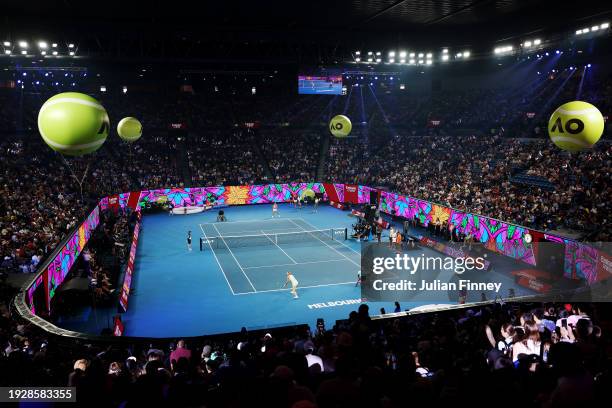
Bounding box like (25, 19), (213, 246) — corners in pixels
(409, 59), (415, 64)
(388, 51), (395, 57)
(100, 86), (107, 92)
(251, 86), (256, 95)
(399, 84), (405, 90)
(52, 51), (58, 56)
(68, 43), (75, 48)
(367, 57), (373, 62)
(426, 53), (432, 58)
(399, 51), (406, 58)
(355, 57), (361, 62)
(418, 59), (424, 64)
(355, 51), (361, 55)
(18, 41), (28, 48)
(375, 58), (381, 63)
(41, 51), (46, 55)
(601, 23), (610, 29)
(591, 26), (599, 31)
(534, 39), (541, 45)
(418, 53), (424, 57)
(52, 43), (58, 48)
(426, 60), (432, 65)
(389, 58), (395, 63)
(69, 51), (75, 56)
(524, 41), (532, 47)
(587, 63), (592, 68)
(367, 51), (372, 55)
(442, 49), (448, 53)
(399, 59), (405, 64)
(441, 55), (449, 61)
(20, 50), (27, 55)
(409, 52), (415, 57)
(576, 30), (582, 35)
(583, 28), (590, 33)
(3, 41), (10, 47)
(4, 50), (10, 55)
(463, 51), (470, 58)
(38, 41), (47, 48)
(375, 51), (381, 56)
(456, 52), (463, 58)
(122, 86), (127, 94)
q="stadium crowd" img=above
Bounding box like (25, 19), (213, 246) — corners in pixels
(1, 285), (610, 407)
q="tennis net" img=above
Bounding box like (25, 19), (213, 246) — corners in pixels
(201, 228), (347, 250)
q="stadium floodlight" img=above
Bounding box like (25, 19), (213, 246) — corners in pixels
(426, 53), (432, 58)
(601, 23), (610, 29)
(69, 51), (75, 56)
(524, 41), (532, 47)
(456, 52), (463, 58)
(52, 51), (58, 56)
(582, 28), (590, 33)
(4, 50), (10, 55)
(442, 48), (448, 53)
(591, 25), (599, 31)
(587, 63), (591, 67)
(41, 51), (46, 55)
(426, 60), (432, 65)
(18, 41), (28, 48)
(463, 51), (470, 58)
(400, 84), (405, 90)
(388, 51), (395, 57)
(20, 50), (27, 55)
(3, 41), (10, 47)
(409, 52), (415, 57)
(367, 57), (373, 62)
(418, 53), (424, 57)
(389, 58), (395, 63)
(355, 57), (361, 62)
(367, 51), (372, 55)
(375, 51), (381, 56)
(122, 86), (127, 94)
(100, 86), (106, 92)
(441, 54), (449, 61)
(68, 43), (75, 48)
(355, 51), (360, 55)
(409, 59), (415, 64)
(399, 59), (406, 64)
(533, 39), (541, 45)
(52, 43), (57, 47)
(418, 59), (424, 64)
(375, 58), (381, 63)
(576, 29), (582, 35)
(251, 86), (256, 95)
(38, 41), (47, 48)
(399, 51), (406, 58)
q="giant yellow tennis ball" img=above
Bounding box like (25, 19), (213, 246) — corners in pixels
(329, 115), (352, 138)
(548, 101), (604, 152)
(37, 92), (109, 156)
(117, 117), (142, 142)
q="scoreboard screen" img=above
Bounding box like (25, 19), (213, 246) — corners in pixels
(298, 75), (343, 95)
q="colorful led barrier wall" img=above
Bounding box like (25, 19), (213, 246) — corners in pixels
(24, 182), (604, 319)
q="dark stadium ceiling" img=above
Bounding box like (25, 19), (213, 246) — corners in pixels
(1, 0), (611, 61)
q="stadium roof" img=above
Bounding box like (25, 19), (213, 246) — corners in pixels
(1, 0), (611, 60)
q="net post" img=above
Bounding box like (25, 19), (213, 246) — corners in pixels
(344, 227), (348, 241)
(200, 237), (203, 251)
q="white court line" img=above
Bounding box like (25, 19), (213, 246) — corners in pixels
(233, 281), (355, 295)
(212, 223), (257, 292)
(200, 218), (303, 226)
(244, 258), (347, 270)
(199, 224), (236, 295)
(288, 219), (360, 268)
(211, 227), (303, 235)
(298, 217), (362, 256)
(260, 230), (298, 264)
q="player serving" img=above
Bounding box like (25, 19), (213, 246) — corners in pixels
(283, 271), (299, 299)
(272, 202), (279, 218)
(187, 230), (192, 251)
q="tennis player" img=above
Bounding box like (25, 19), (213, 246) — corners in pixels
(187, 231), (192, 251)
(272, 202), (279, 218)
(283, 271), (299, 299)
(313, 197), (320, 213)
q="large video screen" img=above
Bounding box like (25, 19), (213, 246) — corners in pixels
(298, 75), (343, 95)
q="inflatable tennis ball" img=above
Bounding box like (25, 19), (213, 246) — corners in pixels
(329, 114), (352, 138)
(548, 101), (604, 152)
(37, 92), (109, 156)
(117, 117), (142, 142)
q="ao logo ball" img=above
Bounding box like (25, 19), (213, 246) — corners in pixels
(117, 117), (143, 142)
(548, 101), (604, 152)
(37, 92), (109, 156)
(329, 115), (352, 138)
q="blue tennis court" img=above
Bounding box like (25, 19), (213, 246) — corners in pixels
(121, 204), (364, 337)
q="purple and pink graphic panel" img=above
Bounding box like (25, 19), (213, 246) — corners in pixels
(379, 191), (536, 265)
(138, 183), (327, 207)
(46, 206), (100, 312)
